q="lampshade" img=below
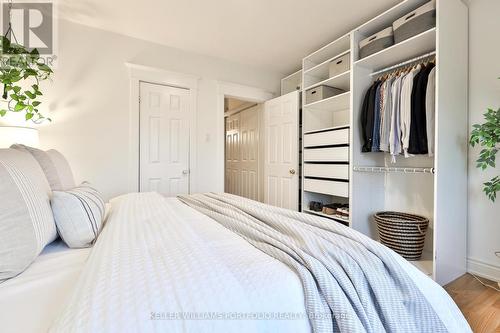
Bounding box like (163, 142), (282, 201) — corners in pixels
(0, 126), (40, 148)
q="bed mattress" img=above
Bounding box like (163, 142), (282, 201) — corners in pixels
(0, 239), (92, 333)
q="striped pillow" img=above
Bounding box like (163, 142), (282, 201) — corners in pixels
(0, 149), (57, 282)
(51, 183), (106, 248)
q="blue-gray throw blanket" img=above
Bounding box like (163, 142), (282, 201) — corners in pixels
(178, 193), (447, 333)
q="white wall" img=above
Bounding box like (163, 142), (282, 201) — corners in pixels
(467, 0), (500, 281)
(2, 19), (281, 200)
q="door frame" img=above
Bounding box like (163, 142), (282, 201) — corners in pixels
(126, 63), (200, 193)
(217, 81), (274, 200)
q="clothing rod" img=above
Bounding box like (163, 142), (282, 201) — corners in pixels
(370, 51), (436, 77)
(353, 166), (435, 174)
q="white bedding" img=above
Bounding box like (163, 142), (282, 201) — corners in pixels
(0, 240), (92, 333)
(51, 193), (469, 332)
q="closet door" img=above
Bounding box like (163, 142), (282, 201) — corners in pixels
(239, 107), (260, 201)
(225, 113), (241, 195)
(263, 91), (300, 210)
(139, 82), (190, 196)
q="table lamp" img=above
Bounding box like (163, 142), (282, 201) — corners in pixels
(0, 126), (40, 148)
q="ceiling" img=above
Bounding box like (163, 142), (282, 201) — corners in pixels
(225, 98), (254, 113)
(58, 0), (401, 74)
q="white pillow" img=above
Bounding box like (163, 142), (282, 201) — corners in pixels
(46, 149), (76, 190)
(11, 145), (76, 191)
(51, 182), (105, 248)
(0, 149), (57, 282)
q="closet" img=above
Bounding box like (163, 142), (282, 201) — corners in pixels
(225, 104), (260, 201)
(281, 0), (468, 286)
(300, 33), (352, 225)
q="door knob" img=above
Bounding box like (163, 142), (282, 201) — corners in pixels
(182, 170), (190, 175)
(289, 168), (296, 175)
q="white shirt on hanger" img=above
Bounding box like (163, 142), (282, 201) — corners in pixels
(379, 77), (395, 152)
(400, 64), (421, 158)
(389, 74), (404, 161)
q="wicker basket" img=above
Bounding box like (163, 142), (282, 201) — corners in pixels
(373, 211), (429, 260)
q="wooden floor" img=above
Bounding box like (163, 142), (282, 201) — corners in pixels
(445, 273), (500, 333)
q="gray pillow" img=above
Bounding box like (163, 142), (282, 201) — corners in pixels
(0, 149), (57, 282)
(11, 145), (75, 191)
(51, 182), (105, 248)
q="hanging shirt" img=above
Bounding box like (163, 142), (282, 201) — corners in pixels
(371, 82), (383, 152)
(409, 63), (435, 155)
(426, 67), (436, 156)
(360, 81), (379, 152)
(400, 65), (421, 158)
(389, 74), (404, 161)
(379, 77), (394, 152)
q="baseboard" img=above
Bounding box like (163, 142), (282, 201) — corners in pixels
(467, 258), (500, 282)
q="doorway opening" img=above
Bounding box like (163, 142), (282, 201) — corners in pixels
(224, 97), (262, 201)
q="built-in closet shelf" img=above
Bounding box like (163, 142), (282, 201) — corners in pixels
(303, 209), (350, 225)
(354, 28), (436, 71)
(304, 125), (350, 135)
(409, 250), (433, 277)
(281, 70), (303, 95)
(304, 50), (350, 79)
(304, 33), (350, 70)
(303, 91), (350, 111)
(294, 0), (468, 286)
(356, 0), (427, 36)
(304, 70), (350, 92)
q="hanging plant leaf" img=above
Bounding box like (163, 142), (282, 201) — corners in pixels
(14, 102), (26, 111)
(0, 34), (53, 123)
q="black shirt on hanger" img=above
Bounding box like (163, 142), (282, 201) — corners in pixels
(409, 63), (435, 154)
(360, 81), (381, 152)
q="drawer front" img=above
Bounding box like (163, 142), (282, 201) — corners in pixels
(304, 179), (349, 197)
(304, 128), (349, 147)
(304, 164), (349, 180)
(303, 147), (349, 162)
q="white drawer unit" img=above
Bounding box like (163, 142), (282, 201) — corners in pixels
(304, 128), (349, 147)
(304, 163), (349, 180)
(303, 147), (349, 162)
(304, 178), (349, 197)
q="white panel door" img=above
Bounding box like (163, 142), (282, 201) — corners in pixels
(264, 91), (299, 210)
(140, 82), (190, 196)
(225, 113), (241, 195)
(239, 107), (259, 201)
(224, 106), (260, 201)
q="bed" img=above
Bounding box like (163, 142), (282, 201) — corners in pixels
(40, 192), (469, 333)
(0, 144), (471, 332)
(0, 240), (92, 333)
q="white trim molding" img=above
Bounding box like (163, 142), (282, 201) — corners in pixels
(467, 257), (500, 282)
(126, 63), (200, 194)
(216, 81), (275, 194)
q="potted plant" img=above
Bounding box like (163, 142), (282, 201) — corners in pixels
(469, 80), (500, 202)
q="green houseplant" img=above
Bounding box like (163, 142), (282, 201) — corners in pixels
(469, 82), (500, 202)
(0, 35), (53, 123)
